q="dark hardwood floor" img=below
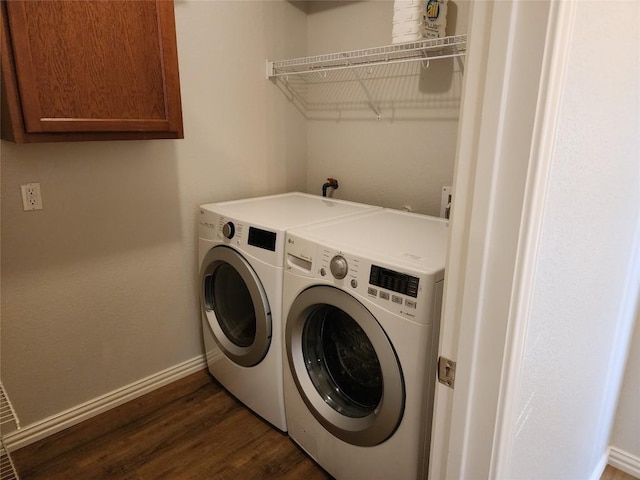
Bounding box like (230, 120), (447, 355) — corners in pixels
(11, 369), (638, 480)
(12, 369), (332, 479)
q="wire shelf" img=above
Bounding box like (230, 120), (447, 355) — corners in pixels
(266, 35), (466, 119)
(0, 444), (19, 480)
(267, 34), (466, 78)
(0, 384), (19, 431)
(0, 383), (20, 480)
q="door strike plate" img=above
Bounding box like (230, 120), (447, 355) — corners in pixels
(438, 356), (456, 388)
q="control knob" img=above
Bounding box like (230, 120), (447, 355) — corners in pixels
(329, 255), (348, 280)
(222, 222), (235, 239)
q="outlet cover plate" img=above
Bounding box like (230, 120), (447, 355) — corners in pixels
(21, 183), (43, 211)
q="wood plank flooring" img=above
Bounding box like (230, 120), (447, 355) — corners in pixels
(11, 370), (332, 480)
(10, 369), (639, 480)
(602, 464), (640, 480)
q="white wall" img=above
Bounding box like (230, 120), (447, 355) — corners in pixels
(504, 1), (640, 477)
(305, 0), (469, 215)
(0, 0), (307, 429)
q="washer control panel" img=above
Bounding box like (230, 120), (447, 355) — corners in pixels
(285, 233), (433, 322)
(369, 264), (419, 298)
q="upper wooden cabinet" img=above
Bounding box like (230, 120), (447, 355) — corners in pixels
(0, 0), (183, 142)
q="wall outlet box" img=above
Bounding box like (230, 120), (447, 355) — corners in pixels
(21, 183), (43, 211)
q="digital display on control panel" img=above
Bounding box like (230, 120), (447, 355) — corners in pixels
(248, 227), (276, 252)
(369, 265), (419, 298)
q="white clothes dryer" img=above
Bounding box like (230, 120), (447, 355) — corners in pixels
(198, 192), (380, 432)
(282, 209), (448, 479)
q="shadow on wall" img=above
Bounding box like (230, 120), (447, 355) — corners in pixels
(446, 1), (458, 37)
(0, 140), (183, 276)
(419, 0), (458, 95)
(419, 57), (456, 94)
(288, 1), (362, 15)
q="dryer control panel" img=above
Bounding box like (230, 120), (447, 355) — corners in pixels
(199, 207), (285, 267)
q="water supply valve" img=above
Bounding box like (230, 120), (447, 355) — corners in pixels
(322, 177), (339, 197)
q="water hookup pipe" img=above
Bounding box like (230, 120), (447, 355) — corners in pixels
(322, 178), (339, 197)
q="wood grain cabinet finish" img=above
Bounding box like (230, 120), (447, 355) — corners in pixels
(1, 0), (183, 142)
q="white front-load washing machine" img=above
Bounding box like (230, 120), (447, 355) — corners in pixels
(198, 192), (380, 432)
(282, 208), (448, 479)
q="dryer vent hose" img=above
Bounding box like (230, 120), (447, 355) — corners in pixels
(322, 178), (339, 197)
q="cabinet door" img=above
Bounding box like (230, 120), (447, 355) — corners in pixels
(1, 0), (183, 141)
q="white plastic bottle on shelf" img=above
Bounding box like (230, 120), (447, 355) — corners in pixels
(423, 0), (448, 40)
(392, 0), (424, 44)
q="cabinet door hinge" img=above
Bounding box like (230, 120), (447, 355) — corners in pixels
(438, 356), (456, 388)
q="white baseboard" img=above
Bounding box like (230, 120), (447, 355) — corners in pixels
(590, 450), (610, 480)
(609, 446), (640, 478)
(2, 354), (207, 452)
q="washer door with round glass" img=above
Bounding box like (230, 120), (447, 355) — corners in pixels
(201, 246), (271, 367)
(286, 285), (404, 446)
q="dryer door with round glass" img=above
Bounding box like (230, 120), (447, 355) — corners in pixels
(201, 246), (271, 367)
(286, 285), (404, 446)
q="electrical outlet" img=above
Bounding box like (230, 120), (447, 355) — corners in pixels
(21, 183), (43, 211)
(440, 186), (452, 219)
